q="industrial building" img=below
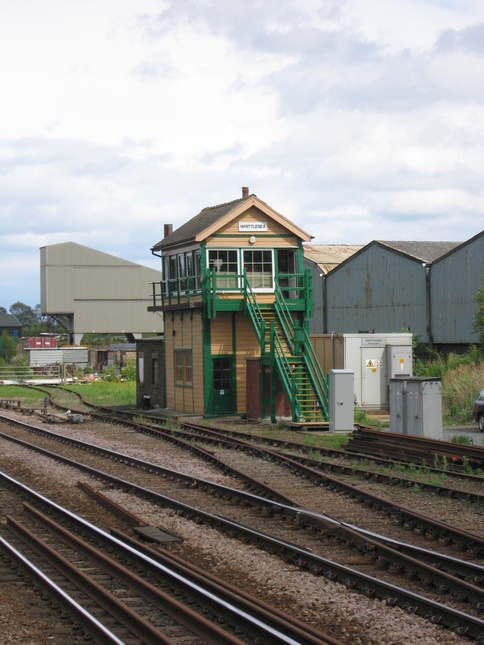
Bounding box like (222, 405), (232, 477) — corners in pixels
(430, 230), (484, 352)
(40, 242), (163, 344)
(304, 235), (484, 353)
(302, 244), (363, 333)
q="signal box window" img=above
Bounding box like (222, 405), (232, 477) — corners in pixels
(174, 349), (193, 385)
(208, 250), (238, 288)
(243, 249), (273, 289)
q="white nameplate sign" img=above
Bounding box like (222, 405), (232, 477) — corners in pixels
(239, 222), (268, 232)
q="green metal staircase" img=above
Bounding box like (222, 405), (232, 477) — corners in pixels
(243, 273), (329, 423)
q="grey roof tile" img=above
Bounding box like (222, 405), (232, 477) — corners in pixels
(376, 240), (461, 263)
(152, 197), (248, 251)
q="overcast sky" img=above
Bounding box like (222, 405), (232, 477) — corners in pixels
(1, 0), (483, 310)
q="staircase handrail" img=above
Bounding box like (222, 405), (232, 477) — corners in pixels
(243, 269), (266, 351)
(301, 326), (329, 418)
(274, 283), (329, 420)
(270, 321), (301, 422)
(274, 284), (296, 354)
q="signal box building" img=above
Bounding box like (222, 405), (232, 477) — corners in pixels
(149, 189), (329, 423)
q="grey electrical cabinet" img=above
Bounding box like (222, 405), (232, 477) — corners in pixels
(389, 377), (442, 439)
(329, 369), (355, 433)
(387, 345), (412, 379)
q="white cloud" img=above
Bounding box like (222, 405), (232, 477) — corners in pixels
(0, 0), (483, 309)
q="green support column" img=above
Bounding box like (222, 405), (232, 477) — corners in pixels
(270, 321), (276, 423)
(202, 316), (212, 416)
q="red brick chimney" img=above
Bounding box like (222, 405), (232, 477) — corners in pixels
(242, 186), (249, 198)
(164, 224), (173, 238)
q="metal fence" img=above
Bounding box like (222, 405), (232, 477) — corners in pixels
(0, 364), (62, 383)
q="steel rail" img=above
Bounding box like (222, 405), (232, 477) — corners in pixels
(167, 422), (484, 505)
(160, 423), (484, 555)
(6, 511), (243, 645)
(1, 470), (339, 645)
(0, 425), (297, 518)
(210, 516), (484, 640)
(24, 503), (337, 645)
(348, 427), (484, 470)
(3, 420), (484, 605)
(0, 534), (126, 645)
(335, 519), (484, 585)
(3, 433), (484, 641)
(2, 432), (484, 638)
(180, 419), (484, 482)
(0, 412), (297, 506)
(295, 512), (484, 607)
(110, 527), (344, 645)
(32, 385), (484, 482)
(5, 413), (484, 557)
(3, 416), (484, 583)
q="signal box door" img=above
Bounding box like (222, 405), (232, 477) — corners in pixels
(212, 357), (235, 415)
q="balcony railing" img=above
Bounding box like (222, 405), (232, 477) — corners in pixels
(151, 268), (313, 313)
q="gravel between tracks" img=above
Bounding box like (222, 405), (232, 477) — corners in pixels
(0, 410), (474, 644)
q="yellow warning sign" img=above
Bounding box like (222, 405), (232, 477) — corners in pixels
(366, 358), (380, 372)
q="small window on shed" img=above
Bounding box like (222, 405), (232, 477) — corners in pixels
(151, 357), (158, 385)
(138, 354), (144, 384)
(174, 349), (193, 385)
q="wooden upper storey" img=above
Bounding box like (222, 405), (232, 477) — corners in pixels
(149, 191), (313, 313)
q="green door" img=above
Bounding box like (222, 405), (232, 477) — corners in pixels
(212, 357), (235, 415)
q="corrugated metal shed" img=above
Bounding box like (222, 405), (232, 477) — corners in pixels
(431, 230), (484, 346)
(28, 348), (88, 367)
(303, 245), (363, 335)
(305, 234), (482, 348)
(324, 242), (429, 339)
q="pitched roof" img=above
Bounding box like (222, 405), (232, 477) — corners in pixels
(303, 244), (364, 274)
(152, 193), (312, 251)
(376, 240), (461, 263)
(0, 313), (21, 328)
(152, 197), (248, 251)
(432, 229), (484, 264)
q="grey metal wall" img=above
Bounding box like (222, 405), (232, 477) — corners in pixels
(29, 348), (88, 367)
(40, 242), (163, 336)
(323, 243), (428, 341)
(431, 231), (484, 345)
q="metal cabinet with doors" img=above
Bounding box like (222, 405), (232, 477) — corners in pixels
(389, 377), (442, 439)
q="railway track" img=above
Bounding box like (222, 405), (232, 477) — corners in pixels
(347, 427), (484, 471)
(1, 409), (484, 639)
(0, 469), (340, 645)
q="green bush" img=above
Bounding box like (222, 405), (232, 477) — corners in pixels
(414, 345), (483, 424)
(451, 434), (472, 446)
(354, 408), (382, 429)
(121, 360), (136, 381)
